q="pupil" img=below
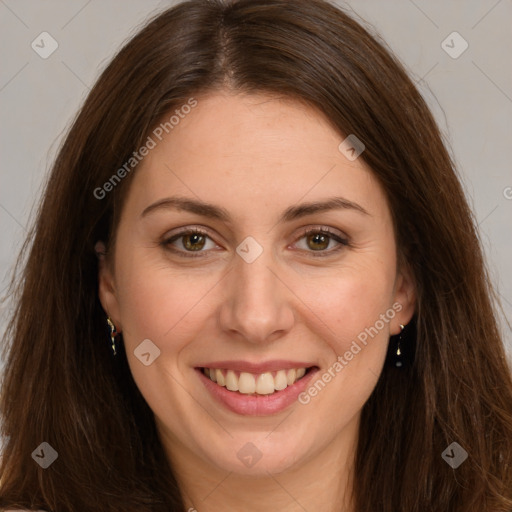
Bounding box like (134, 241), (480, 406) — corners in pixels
(185, 233), (205, 251)
(309, 233), (328, 250)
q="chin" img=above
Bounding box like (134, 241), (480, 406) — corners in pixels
(201, 433), (310, 476)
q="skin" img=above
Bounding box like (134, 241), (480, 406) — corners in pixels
(97, 91), (416, 511)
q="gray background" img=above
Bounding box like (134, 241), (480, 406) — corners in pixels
(1, 0), (511, 371)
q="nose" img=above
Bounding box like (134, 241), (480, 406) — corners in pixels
(218, 248), (295, 345)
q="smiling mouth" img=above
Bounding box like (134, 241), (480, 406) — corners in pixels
(200, 366), (315, 395)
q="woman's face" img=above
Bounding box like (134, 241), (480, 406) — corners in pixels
(98, 91), (415, 476)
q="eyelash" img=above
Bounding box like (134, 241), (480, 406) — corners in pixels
(161, 226), (350, 259)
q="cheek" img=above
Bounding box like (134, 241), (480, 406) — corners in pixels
(293, 275), (393, 436)
(296, 262), (395, 349)
(310, 272), (394, 388)
(112, 255), (214, 420)
(114, 252), (221, 350)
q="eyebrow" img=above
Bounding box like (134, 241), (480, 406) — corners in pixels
(140, 195), (370, 223)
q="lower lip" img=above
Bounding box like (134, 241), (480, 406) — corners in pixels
(196, 367), (319, 416)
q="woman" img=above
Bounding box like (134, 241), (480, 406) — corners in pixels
(1, 0), (511, 510)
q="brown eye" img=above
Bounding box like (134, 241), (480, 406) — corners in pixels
(182, 232), (206, 251)
(163, 229), (217, 257)
(294, 227), (349, 256)
(306, 232), (330, 251)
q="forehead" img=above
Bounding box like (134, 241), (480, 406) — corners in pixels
(123, 91), (387, 223)
(148, 91), (345, 170)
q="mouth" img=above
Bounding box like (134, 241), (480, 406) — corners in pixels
(195, 364), (320, 416)
(199, 366), (313, 395)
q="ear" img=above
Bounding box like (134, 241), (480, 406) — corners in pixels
(390, 262), (416, 335)
(95, 241), (122, 331)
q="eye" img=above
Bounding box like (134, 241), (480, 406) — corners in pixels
(162, 228), (218, 258)
(293, 227), (349, 256)
(162, 226), (349, 259)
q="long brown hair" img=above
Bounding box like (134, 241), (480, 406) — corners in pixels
(1, 0), (511, 510)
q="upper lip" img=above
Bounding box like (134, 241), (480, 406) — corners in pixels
(196, 360), (317, 373)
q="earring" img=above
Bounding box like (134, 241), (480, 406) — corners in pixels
(107, 317), (119, 356)
(394, 324), (405, 368)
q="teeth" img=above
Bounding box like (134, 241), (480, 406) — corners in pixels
(238, 372), (256, 394)
(225, 370), (239, 391)
(203, 367), (310, 395)
(256, 372), (275, 394)
(274, 370), (288, 390)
